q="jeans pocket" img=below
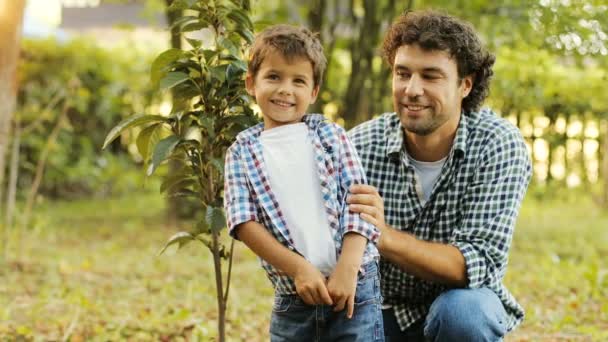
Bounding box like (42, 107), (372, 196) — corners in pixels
(272, 295), (292, 313)
(355, 273), (381, 306)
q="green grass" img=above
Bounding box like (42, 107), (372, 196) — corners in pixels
(1, 190), (606, 341)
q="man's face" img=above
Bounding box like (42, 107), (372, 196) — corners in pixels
(246, 49), (319, 130)
(392, 44), (472, 136)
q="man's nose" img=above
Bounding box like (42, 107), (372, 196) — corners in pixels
(404, 75), (423, 97)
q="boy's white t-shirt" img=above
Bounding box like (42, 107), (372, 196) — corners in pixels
(259, 123), (337, 275)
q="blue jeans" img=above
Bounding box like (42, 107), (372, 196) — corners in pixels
(383, 288), (508, 342)
(270, 262), (384, 342)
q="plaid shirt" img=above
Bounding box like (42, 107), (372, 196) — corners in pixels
(224, 114), (380, 295)
(348, 109), (532, 331)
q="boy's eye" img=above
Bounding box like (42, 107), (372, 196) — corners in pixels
(266, 74), (279, 80)
(294, 78), (306, 84)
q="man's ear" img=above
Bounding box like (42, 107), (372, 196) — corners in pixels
(309, 85), (320, 104)
(245, 73), (255, 97)
(461, 75), (473, 98)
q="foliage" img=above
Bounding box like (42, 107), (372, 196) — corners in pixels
(15, 38), (157, 199)
(102, 0), (257, 340)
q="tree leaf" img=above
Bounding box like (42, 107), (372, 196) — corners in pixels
(210, 157), (224, 175)
(157, 232), (195, 256)
(160, 72), (190, 91)
(136, 123), (163, 162)
(149, 135), (181, 176)
(159, 167), (192, 193)
(150, 49), (183, 88)
(209, 65), (227, 83)
(102, 114), (167, 150)
(205, 206), (226, 233)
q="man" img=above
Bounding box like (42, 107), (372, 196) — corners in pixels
(347, 10), (532, 341)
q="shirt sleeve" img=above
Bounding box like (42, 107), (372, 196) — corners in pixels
(335, 125), (381, 244)
(224, 144), (258, 240)
(450, 130), (532, 288)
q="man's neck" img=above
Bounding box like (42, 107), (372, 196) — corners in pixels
(403, 115), (460, 162)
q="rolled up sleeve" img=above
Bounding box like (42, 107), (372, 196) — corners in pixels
(336, 126), (381, 244)
(223, 145), (258, 239)
(450, 131), (532, 288)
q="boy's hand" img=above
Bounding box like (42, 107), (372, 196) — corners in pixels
(327, 262), (359, 319)
(293, 260), (333, 306)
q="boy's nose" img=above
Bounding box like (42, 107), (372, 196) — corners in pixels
(278, 83), (293, 95)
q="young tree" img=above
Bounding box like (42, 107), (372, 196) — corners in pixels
(103, 1), (256, 340)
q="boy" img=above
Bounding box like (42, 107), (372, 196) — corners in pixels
(224, 25), (384, 341)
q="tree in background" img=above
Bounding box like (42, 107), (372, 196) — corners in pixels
(0, 0), (26, 259)
(103, 1), (257, 340)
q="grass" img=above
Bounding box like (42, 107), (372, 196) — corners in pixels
(0, 189), (606, 341)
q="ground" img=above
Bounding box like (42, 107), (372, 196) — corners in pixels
(1, 188), (606, 341)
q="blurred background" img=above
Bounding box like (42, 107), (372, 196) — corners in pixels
(0, 0), (607, 340)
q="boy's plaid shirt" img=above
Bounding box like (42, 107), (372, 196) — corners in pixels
(224, 114), (380, 295)
(348, 109), (532, 332)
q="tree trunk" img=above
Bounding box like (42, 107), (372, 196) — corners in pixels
(0, 0), (26, 261)
(601, 119), (608, 207)
(22, 105), (68, 231)
(5, 122), (20, 230)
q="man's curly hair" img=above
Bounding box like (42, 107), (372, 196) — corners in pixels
(382, 10), (495, 114)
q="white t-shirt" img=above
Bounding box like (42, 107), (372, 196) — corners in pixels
(408, 154), (447, 205)
(259, 123), (337, 275)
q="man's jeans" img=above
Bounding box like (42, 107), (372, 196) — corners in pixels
(383, 288), (508, 342)
(270, 262), (384, 341)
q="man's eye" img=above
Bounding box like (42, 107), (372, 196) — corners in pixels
(397, 71), (410, 79)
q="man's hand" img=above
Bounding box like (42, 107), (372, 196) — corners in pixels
(348, 184), (389, 246)
(293, 260), (333, 306)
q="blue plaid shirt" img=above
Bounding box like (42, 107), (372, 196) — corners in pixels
(349, 109), (532, 331)
(224, 114), (380, 295)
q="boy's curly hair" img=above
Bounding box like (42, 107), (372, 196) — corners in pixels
(248, 25), (326, 88)
(382, 10), (495, 114)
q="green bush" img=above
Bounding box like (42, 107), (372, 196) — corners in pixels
(15, 38), (158, 198)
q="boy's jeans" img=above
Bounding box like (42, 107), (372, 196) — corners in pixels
(270, 262), (384, 342)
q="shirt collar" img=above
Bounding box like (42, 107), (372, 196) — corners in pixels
(385, 111), (471, 162)
(236, 113), (327, 143)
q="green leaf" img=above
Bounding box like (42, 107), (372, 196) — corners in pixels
(167, 189), (199, 199)
(182, 22), (208, 32)
(209, 65), (227, 83)
(195, 218), (210, 234)
(157, 232), (195, 256)
(210, 157), (224, 175)
(160, 72), (190, 91)
(149, 135), (181, 176)
(150, 49), (183, 87)
(102, 114), (167, 150)
(136, 123), (163, 161)
(227, 9), (254, 30)
(159, 169), (192, 193)
(185, 38), (202, 49)
(205, 206), (226, 233)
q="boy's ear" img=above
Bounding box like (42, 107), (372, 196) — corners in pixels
(245, 73), (255, 97)
(309, 85), (320, 104)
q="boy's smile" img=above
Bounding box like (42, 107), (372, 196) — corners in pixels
(246, 49), (319, 130)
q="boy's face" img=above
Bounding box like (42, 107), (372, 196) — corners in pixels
(246, 49), (319, 130)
